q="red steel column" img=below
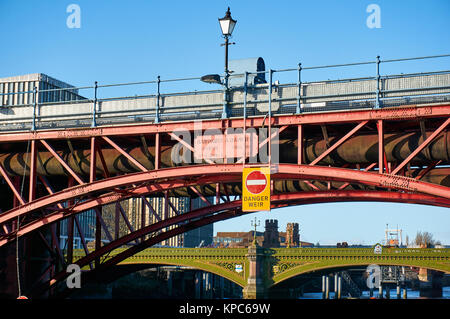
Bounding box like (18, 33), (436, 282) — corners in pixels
(93, 137), (102, 267)
(90, 137), (97, 183)
(377, 120), (384, 174)
(216, 183), (220, 205)
(66, 177), (75, 264)
(141, 197), (146, 242)
(95, 210), (102, 267)
(29, 140), (37, 202)
(164, 191), (169, 245)
(155, 133), (160, 170)
(298, 125), (303, 165)
(12, 177), (20, 232)
(115, 203), (120, 240)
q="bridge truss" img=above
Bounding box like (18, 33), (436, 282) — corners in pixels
(0, 103), (449, 297)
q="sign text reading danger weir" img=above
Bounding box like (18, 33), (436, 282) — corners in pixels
(242, 167), (271, 212)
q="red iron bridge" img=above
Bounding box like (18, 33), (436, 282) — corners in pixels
(0, 54), (449, 298)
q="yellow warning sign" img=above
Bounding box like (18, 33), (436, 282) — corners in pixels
(242, 167), (271, 212)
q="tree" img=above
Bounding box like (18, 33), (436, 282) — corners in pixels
(414, 231), (439, 248)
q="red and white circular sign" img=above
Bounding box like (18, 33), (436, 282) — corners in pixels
(245, 170), (268, 194)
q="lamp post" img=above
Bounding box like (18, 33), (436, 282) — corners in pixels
(251, 217), (260, 246)
(218, 7), (237, 119)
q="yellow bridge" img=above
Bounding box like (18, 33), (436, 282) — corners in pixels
(74, 245), (450, 298)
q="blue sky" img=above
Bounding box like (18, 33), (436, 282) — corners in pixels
(0, 0), (449, 245)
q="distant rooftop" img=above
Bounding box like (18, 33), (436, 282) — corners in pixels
(0, 73), (77, 89)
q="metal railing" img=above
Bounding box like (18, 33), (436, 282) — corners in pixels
(0, 54), (449, 131)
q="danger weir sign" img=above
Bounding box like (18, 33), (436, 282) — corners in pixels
(242, 167), (271, 212)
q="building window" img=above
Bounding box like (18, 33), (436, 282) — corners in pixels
(0, 83), (3, 106)
(39, 82), (44, 103)
(44, 82), (49, 103)
(18, 82), (24, 105)
(7, 83), (13, 106)
(27, 82), (34, 105)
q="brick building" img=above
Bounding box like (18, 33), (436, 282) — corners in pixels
(214, 219), (313, 248)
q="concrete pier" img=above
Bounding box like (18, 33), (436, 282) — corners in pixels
(242, 241), (267, 299)
(337, 276), (342, 299)
(419, 268), (443, 298)
(322, 276), (326, 299)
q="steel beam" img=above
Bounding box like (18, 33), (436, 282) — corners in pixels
(29, 140), (37, 202)
(94, 207), (113, 242)
(97, 146), (110, 178)
(74, 215), (90, 258)
(1, 164), (449, 227)
(189, 186), (212, 206)
(298, 125), (303, 165)
(102, 136), (148, 172)
(90, 137), (97, 183)
(3, 189), (450, 248)
(168, 131), (215, 165)
(391, 117), (450, 175)
(0, 104), (446, 143)
(338, 163), (377, 190)
(310, 121), (368, 165)
(0, 164), (26, 205)
(415, 160), (442, 180)
(40, 140), (84, 184)
(141, 196), (161, 222)
(155, 133), (161, 170)
(377, 120), (384, 174)
(66, 178), (75, 264)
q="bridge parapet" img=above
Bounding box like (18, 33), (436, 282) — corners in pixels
(1, 56), (450, 130)
(272, 247), (450, 256)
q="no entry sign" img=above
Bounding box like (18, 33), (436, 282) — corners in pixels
(242, 167), (271, 212)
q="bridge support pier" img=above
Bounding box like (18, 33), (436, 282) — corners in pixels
(322, 276), (325, 299)
(203, 272), (212, 299)
(242, 242), (268, 299)
(322, 276), (330, 299)
(167, 270), (172, 297)
(418, 268), (443, 298)
(0, 243), (19, 298)
(334, 274), (338, 299)
(337, 276), (342, 299)
(195, 271), (201, 299)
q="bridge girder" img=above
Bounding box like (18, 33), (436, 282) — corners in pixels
(0, 104), (449, 298)
(1, 163), (449, 245)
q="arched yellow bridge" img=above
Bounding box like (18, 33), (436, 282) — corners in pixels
(73, 245), (450, 298)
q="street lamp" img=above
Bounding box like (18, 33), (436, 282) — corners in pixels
(219, 7), (236, 118)
(200, 7), (237, 118)
(218, 7), (237, 74)
(251, 217), (260, 246)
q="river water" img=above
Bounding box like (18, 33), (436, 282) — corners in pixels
(299, 286), (450, 299)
